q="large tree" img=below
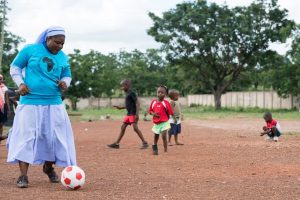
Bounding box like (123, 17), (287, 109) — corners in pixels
(148, 0), (295, 109)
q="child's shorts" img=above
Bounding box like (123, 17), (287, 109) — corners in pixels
(152, 122), (171, 134)
(169, 123), (181, 135)
(123, 115), (136, 125)
(267, 127), (281, 138)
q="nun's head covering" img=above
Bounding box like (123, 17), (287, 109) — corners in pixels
(35, 26), (65, 44)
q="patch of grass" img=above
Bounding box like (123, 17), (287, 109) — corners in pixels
(284, 132), (300, 136)
(69, 106), (300, 121)
(182, 106), (300, 120)
(68, 108), (126, 121)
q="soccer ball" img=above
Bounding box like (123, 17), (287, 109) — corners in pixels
(61, 165), (85, 190)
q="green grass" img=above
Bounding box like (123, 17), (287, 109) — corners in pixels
(182, 106), (300, 120)
(68, 106), (300, 121)
(284, 132), (300, 136)
(68, 108), (126, 121)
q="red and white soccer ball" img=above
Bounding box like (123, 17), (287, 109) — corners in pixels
(61, 165), (85, 190)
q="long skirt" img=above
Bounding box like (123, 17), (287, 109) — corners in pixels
(6, 104), (76, 167)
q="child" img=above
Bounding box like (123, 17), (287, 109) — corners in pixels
(168, 89), (183, 146)
(148, 85), (175, 155)
(260, 112), (281, 142)
(0, 74), (8, 142)
(108, 79), (148, 149)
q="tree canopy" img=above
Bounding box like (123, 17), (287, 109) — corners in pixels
(66, 49), (171, 109)
(271, 30), (300, 97)
(148, 0), (295, 109)
(2, 0), (300, 111)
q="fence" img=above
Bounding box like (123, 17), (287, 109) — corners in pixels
(67, 91), (298, 110)
(187, 91), (298, 109)
(68, 96), (188, 110)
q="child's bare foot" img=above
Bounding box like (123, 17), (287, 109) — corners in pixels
(176, 142), (184, 145)
(168, 143), (173, 146)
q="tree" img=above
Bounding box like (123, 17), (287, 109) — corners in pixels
(228, 50), (285, 91)
(117, 49), (168, 96)
(0, 0), (8, 71)
(88, 51), (119, 109)
(164, 64), (193, 96)
(0, 1), (24, 86)
(67, 50), (91, 110)
(148, 0), (295, 109)
(2, 31), (24, 86)
(272, 33), (300, 97)
(66, 50), (119, 110)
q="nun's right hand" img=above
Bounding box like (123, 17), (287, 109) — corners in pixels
(18, 83), (30, 96)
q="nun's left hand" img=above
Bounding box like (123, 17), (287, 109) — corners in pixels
(57, 80), (67, 91)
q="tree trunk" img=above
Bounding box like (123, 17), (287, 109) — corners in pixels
(71, 101), (77, 110)
(213, 90), (222, 110)
(70, 97), (78, 110)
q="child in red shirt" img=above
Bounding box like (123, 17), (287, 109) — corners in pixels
(148, 85), (175, 155)
(260, 112), (281, 142)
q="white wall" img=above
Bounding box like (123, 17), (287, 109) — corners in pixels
(65, 91), (298, 110)
(187, 91), (298, 109)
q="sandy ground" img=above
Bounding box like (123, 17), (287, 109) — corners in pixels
(1, 118), (300, 200)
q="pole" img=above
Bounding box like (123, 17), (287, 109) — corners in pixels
(0, 0), (6, 73)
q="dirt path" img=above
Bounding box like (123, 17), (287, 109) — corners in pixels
(1, 118), (300, 199)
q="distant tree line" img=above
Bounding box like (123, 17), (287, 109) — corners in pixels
(1, 0), (300, 110)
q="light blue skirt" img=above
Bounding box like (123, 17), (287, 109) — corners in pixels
(6, 104), (77, 167)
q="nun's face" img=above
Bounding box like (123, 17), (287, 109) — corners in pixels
(46, 35), (65, 54)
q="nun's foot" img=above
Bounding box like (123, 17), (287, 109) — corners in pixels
(43, 164), (59, 183)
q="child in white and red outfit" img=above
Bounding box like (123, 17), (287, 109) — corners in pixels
(260, 112), (281, 142)
(168, 89), (184, 146)
(148, 85), (175, 155)
(0, 74), (8, 141)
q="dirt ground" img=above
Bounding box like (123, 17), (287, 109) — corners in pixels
(1, 118), (300, 200)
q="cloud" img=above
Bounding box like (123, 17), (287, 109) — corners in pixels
(7, 0), (185, 53)
(6, 0), (300, 55)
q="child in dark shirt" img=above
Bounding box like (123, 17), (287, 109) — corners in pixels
(108, 80), (148, 149)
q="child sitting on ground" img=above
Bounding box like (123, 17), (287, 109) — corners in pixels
(260, 112), (281, 142)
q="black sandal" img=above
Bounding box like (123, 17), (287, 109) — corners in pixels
(43, 164), (59, 183)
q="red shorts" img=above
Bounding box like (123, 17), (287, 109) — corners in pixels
(123, 115), (136, 124)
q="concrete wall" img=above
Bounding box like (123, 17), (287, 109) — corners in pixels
(68, 96), (188, 110)
(187, 91), (299, 109)
(67, 91), (298, 110)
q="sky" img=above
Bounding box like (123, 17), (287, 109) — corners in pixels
(6, 0), (300, 55)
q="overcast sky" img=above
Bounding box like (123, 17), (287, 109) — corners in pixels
(6, 0), (300, 54)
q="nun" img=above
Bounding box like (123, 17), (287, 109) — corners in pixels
(7, 26), (77, 188)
